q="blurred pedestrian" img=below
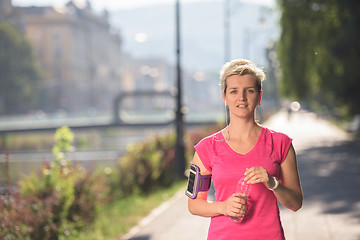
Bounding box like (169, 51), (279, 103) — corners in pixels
(186, 59), (303, 239)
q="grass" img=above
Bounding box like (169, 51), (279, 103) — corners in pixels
(73, 180), (187, 240)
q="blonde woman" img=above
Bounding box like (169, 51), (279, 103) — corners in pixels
(186, 59), (303, 240)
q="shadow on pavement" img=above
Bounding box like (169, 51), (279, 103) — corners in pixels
(297, 138), (360, 219)
(128, 235), (151, 240)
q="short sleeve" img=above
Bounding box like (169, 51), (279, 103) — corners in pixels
(194, 136), (213, 172)
(279, 133), (292, 164)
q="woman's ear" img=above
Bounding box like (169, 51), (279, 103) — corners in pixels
(222, 96), (227, 106)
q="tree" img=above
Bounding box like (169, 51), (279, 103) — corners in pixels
(0, 21), (43, 115)
(277, 0), (360, 118)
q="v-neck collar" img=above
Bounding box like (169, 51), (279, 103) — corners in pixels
(219, 126), (264, 156)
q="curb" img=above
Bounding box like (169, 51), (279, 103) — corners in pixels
(119, 189), (185, 240)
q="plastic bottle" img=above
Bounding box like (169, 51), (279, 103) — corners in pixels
(229, 175), (251, 223)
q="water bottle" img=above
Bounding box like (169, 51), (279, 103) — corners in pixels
(230, 175), (251, 223)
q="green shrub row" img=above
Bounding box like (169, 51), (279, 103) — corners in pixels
(0, 127), (109, 239)
(0, 124), (221, 239)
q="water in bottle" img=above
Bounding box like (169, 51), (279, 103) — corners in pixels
(230, 175), (251, 223)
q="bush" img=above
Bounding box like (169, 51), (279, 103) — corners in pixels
(67, 170), (109, 230)
(0, 126), (109, 239)
(111, 124), (223, 198)
(113, 132), (176, 197)
(0, 124), (222, 239)
(0, 192), (46, 240)
(16, 126), (78, 239)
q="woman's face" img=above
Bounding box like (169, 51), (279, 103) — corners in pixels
(223, 74), (262, 119)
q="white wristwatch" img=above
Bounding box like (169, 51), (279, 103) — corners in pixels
(268, 176), (280, 191)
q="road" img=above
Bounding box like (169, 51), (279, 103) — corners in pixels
(120, 110), (360, 240)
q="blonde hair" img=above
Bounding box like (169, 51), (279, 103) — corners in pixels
(219, 59), (266, 97)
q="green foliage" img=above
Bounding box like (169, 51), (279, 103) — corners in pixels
(72, 180), (187, 240)
(0, 21), (43, 115)
(115, 132), (176, 197)
(0, 126), (108, 239)
(0, 125), (219, 239)
(52, 126), (75, 163)
(16, 126), (77, 239)
(277, 0), (360, 118)
(110, 125), (222, 198)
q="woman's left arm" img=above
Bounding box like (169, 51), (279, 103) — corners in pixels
(245, 144), (303, 212)
(273, 144), (303, 211)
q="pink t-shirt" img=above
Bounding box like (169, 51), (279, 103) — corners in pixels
(194, 126), (292, 240)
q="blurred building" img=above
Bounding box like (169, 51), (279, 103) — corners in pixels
(0, 0), (13, 20)
(184, 71), (221, 110)
(15, 0), (123, 114)
(118, 57), (175, 113)
(122, 58), (174, 92)
(2, 0), (223, 118)
(0, 0), (22, 25)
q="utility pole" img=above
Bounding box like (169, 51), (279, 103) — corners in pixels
(174, 0), (185, 179)
(224, 0), (231, 125)
(224, 0), (231, 62)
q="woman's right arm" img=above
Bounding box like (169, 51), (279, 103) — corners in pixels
(187, 152), (246, 218)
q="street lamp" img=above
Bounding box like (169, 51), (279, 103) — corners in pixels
(173, 0), (185, 179)
(224, 0), (231, 62)
(224, 0), (231, 125)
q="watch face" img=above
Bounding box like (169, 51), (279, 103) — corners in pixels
(187, 165), (196, 195)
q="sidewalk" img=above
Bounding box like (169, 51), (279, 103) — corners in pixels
(120, 110), (360, 240)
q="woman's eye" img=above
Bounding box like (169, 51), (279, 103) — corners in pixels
(248, 89), (255, 93)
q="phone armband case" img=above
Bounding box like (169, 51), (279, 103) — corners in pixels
(185, 162), (212, 199)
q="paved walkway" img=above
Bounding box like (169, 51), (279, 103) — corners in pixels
(120, 110), (360, 240)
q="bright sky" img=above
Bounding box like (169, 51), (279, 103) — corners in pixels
(12, 0), (275, 11)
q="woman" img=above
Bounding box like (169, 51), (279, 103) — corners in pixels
(187, 59), (303, 239)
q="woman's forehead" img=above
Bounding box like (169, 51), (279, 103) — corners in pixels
(226, 74), (257, 87)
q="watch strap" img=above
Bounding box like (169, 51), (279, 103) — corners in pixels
(268, 176), (280, 191)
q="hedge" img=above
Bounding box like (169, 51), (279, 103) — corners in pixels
(0, 124), (221, 239)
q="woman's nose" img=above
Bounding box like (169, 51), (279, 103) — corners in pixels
(238, 90), (247, 100)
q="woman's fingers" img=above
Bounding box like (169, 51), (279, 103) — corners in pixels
(228, 194), (248, 217)
(244, 166), (270, 184)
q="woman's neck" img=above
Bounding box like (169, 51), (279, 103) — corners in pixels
(227, 118), (260, 141)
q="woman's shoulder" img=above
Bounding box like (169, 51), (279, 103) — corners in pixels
(196, 130), (223, 145)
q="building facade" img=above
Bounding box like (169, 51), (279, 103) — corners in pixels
(17, 0), (123, 114)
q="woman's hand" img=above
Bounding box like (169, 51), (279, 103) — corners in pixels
(221, 193), (248, 218)
(242, 145), (303, 212)
(244, 166), (275, 189)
